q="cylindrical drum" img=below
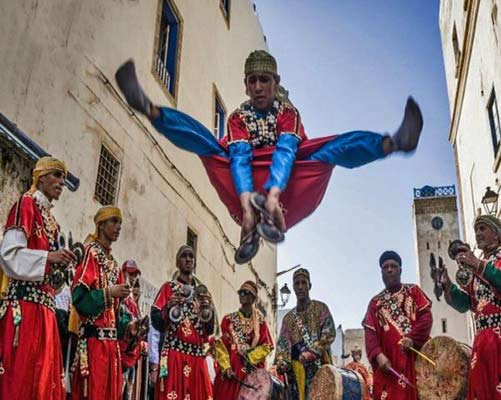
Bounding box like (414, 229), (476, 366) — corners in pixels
(416, 335), (471, 400)
(237, 369), (286, 400)
(309, 365), (365, 400)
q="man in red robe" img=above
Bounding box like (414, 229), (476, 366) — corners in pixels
(213, 280), (274, 399)
(71, 206), (132, 400)
(344, 346), (372, 400)
(442, 215), (501, 400)
(115, 51), (423, 262)
(0, 157), (76, 400)
(119, 260), (147, 400)
(363, 251), (432, 400)
(151, 245), (215, 400)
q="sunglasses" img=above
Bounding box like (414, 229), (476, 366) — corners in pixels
(238, 289), (253, 296)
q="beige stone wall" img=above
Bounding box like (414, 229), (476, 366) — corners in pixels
(342, 328), (369, 367)
(412, 195), (471, 344)
(0, 145), (33, 240)
(0, 0), (278, 332)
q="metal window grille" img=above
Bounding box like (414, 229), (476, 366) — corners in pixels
(94, 145), (120, 205)
(155, 55), (171, 91)
(214, 112), (221, 138)
(155, 21), (172, 91)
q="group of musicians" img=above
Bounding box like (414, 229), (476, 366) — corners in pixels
(0, 158), (499, 400)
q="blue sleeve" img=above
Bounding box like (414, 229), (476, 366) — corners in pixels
(229, 141), (254, 195)
(152, 107), (227, 157)
(264, 134), (299, 191)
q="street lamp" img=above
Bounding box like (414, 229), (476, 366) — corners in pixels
(481, 186), (499, 215)
(277, 283), (291, 308)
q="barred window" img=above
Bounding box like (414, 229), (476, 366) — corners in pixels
(94, 145), (120, 205)
(154, 0), (182, 98)
(214, 91), (226, 139)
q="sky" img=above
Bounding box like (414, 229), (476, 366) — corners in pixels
(253, 0), (456, 329)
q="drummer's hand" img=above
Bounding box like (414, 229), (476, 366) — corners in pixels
(400, 337), (414, 352)
(298, 350), (315, 364)
(240, 193), (257, 243)
(265, 187), (286, 232)
(455, 250), (481, 271)
(222, 368), (236, 380)
(376, 353), (392, 374)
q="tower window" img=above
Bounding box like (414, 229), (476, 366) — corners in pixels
(441, 318), (447, 333)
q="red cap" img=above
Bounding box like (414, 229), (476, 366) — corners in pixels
(122, 259), (141, 275)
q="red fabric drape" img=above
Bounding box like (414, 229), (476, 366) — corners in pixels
(202, 135), (337, 230)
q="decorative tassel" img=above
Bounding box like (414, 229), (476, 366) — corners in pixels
(160, 378), (164, 392)
(83, 378), (88, 398)
(13, 326), (19, 348)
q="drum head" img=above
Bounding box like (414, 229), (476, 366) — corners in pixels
(237, 369), (285, 400)
(416, 336), (470, 400)
(310, 365), (365, 400)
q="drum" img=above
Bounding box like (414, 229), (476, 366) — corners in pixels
(309, 365), (365, 399)
(237, 369), (286, 400)
(416, 335), (471, 400)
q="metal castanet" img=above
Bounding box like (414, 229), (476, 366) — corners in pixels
(237, 369), (287, 400)
(194, 284), (213, 323)
(448, 240), (474, 287)
(168, 284), (194, 323)
(309, 365), (366, 400)
(49, 231), (84, 290)
(415, 335), (471, 400)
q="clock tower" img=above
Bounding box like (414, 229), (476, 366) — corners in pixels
(412, 185), (472, 344)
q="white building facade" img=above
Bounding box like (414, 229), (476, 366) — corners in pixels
(0, 0), (279, 330)
(439, 0), (501, 242)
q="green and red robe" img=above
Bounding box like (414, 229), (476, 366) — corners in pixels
(71, 240), (127, 400)
(445, 249), (501, 400)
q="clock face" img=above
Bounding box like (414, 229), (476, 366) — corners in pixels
(431, 216), (444, 230)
